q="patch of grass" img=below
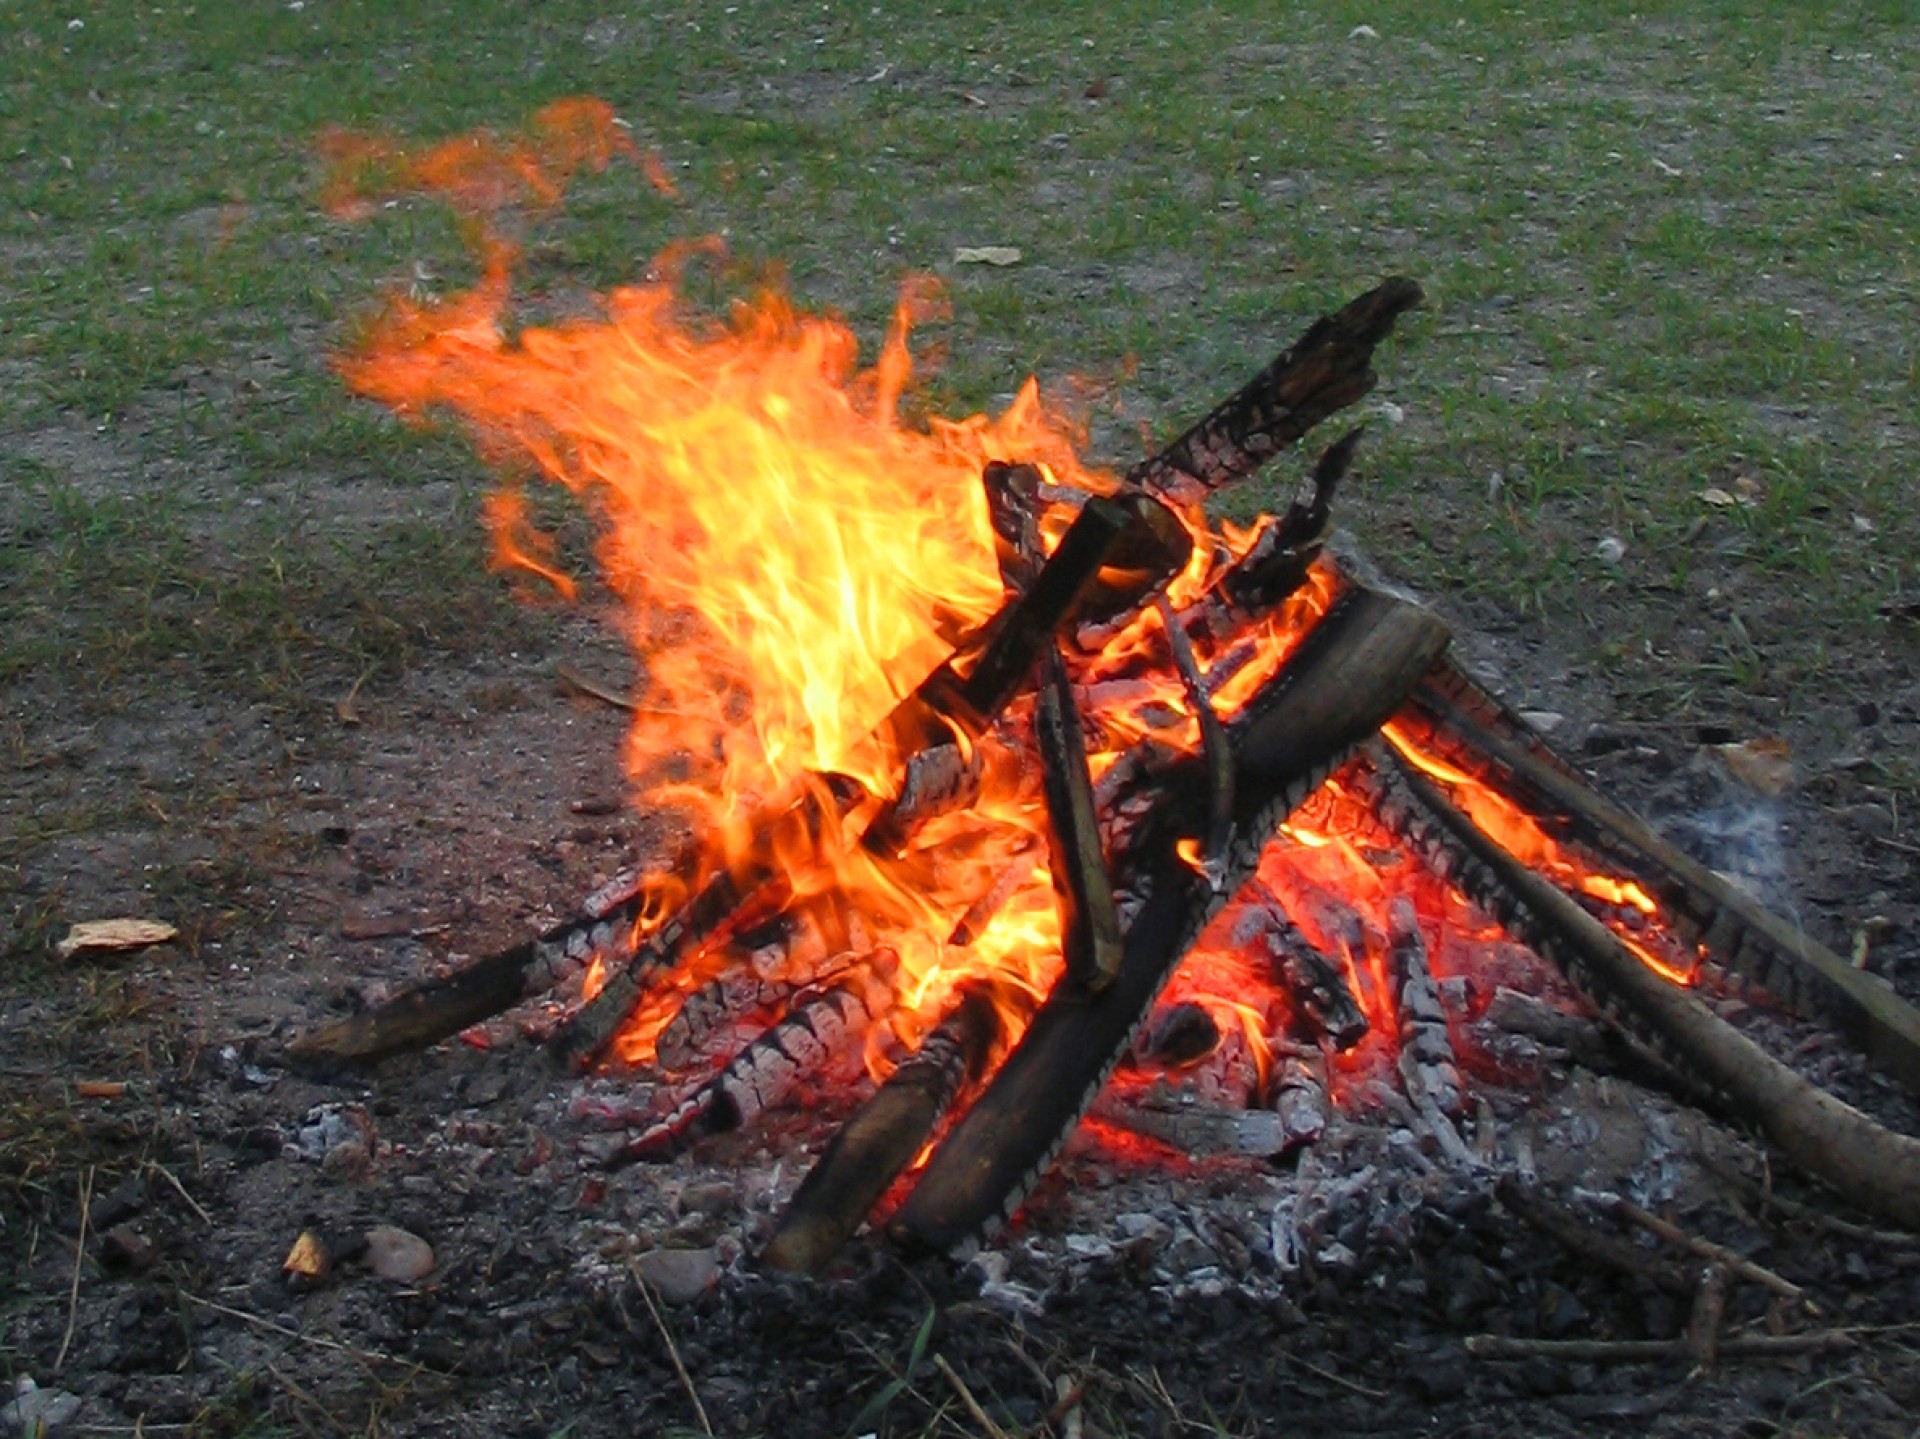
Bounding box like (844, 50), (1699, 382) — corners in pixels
(1, 1), (1914, 745)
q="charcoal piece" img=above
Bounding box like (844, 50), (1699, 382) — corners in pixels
(1137, 1002), (1222, 1067)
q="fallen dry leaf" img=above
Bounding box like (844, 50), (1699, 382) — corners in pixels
(55, 917), (178, 961)
(1699, 487), (1738, 507)
(954, 245), (1022, 266)
(283, 1230), (330, 1282)
(1718, 737), (1795, 796)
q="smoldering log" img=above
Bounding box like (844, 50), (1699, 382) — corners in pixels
(1124, 278), (1422, 505)
(1272, 1048), (1330, 1152)
(1037, 646), (1124, 992)
(611, 954), (899, 1165)
(1230, 882), (1369, 1050)
(1364, 742), (1920, 1232)
(1406, 668), (1920, 1096)
(1210, 426), (1365, 622)
(1386, 896), (1465, 1117)
(288, 875), (647, 1069)
(761, 984), (1001, 1275)
(889, 586), (1451, 1252)
(1155, 594), (1233, 865)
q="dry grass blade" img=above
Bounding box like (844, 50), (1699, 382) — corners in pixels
(53, 1164), (93, 1372)
(934, 1353), (1013, 1439)
(629, 1266), (713, 1437)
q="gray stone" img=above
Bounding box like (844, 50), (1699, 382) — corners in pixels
(364, 1225), (435, 1284)
(633, 1245), (718, 1305)
(4, 1380), (83, 1437)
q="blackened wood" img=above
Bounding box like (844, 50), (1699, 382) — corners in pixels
(1370, 745), (1920, 1231)
(761, 985), (1000, 1275)
(889, 588), (1451, 1252)
(290, 934), (566, 1069)
(550, 857), (789, 1073)
(289, 873), (648, 1068)
(1124, 279), (1421, 504)
(610, 955), (899, 1165)
(982, 461), (1045, 589)
(1155, 593), (1233, 865)
(1037, 647), (1123, 992)
(1213, 426), (1364, 619)
(1407, 671), (1920, 1096)
(859, 741), (984, 858)
(1232, 884), (1369, 1049)
(946, 843), (1042, 948)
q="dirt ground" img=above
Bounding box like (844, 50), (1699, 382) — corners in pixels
(6, 499), (1920, 1437)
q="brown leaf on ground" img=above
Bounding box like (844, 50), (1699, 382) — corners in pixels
(54, 918), (177, 961)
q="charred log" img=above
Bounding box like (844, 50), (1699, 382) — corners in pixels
(1407, 664), (1920, 1096)
(1037, 646), (1124, 992)
(288, 871), (649, 1069)
(889, 586), (1451, 1251)
(761, 984), (1001, 1275)
(1123, 279), (1421, 505)
(1210, 426), (1364, 621)
(610, 954), (899, 1165)
(1231, 882), (1369, 1050)
(1386, 897), (1465, 1117)
(1365, 743), (1920, 1231)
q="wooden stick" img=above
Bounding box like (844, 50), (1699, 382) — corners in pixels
(1367, 744), (1920, 1233)
(1494, 1178), (1695, 1297)
(1408, 663), (1920, 1095)
(933, 1355), (1012, 1439)
(1125, 280), (1421, 504)
(1686, 1263), (1732, 1367)
(628, 1269), (714, 1437)
(1604, 1195), (1807, 1305)
(760, 985), (1001, 1275)
(890, 588), (1451, 1251)
(1465, 1332), (1854, 1364)
(1037, 646), (1123, 992)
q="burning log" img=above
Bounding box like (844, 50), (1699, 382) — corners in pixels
(1362, 742), (1920, 1231)
(1037, 647), (1124, 992)
(1385, 897), (1465, 1117)
(889, 585), (1452, 1251)
(1407, 662), (1920, 1095)
(761, 983), (1002, 1275)
(1231, 882), (1369, 1050)
(611, 951), (899, 1165)
(1124, 279), (1422, 505)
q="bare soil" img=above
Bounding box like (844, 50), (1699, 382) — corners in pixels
(6, 515), (1920, 1437)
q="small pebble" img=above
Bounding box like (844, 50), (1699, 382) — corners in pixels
(364, 1225), (434, 1284)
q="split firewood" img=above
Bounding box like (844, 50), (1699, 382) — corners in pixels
(762, 983), (1002, 1274)
(1231, 882), (1369, 1050)
(1362, 741), (1920, 1232)
(1037, 645), (1123, 992)
(1124, 278), (1422, 506)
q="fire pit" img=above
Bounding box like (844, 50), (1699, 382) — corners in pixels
(291, 102), (1920, 1292)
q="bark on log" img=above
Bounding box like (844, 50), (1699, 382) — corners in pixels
(1124, 280), (1421, 505)
(1407, 665), (1920, 1096)
(760, 984), (1001, 1275)
(889, 587), (1451, 1251)
(1368, 744), (1920, 1231)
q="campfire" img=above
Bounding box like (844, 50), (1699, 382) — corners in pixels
(293, 102), (1920, 1278)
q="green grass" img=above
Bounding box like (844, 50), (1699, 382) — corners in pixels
(2, 0), (1915, 719)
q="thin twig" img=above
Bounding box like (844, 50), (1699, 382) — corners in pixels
(147, 1160), (212, 1225)
(1605, 1195), (1808, 1306)
(631, 1268), (713, 1437)
(180, 1293), (438, 1373)
(934, 1354), (1012, 1439)
(1467, 1332), (1855, 1363)
(54, 1165), (93, 1372)
(1271, 1345), (1388, 1400)
(554, 661), (635, 712)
